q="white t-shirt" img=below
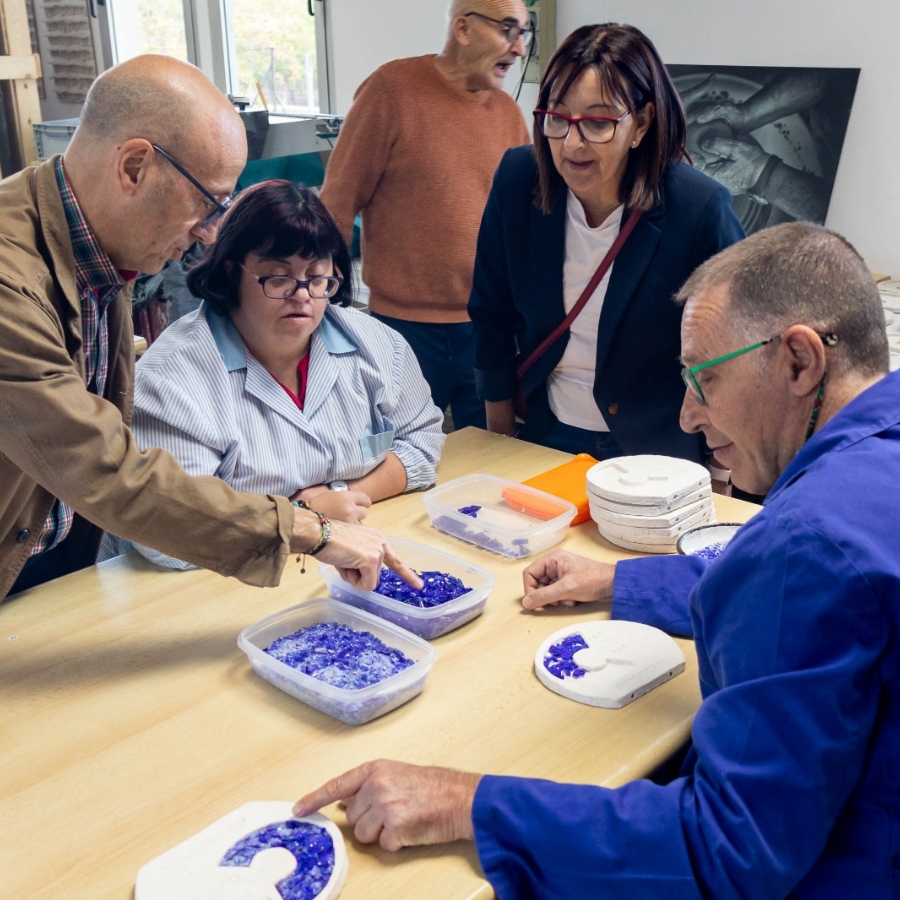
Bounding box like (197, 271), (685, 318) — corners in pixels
(546, 192), (623, 432)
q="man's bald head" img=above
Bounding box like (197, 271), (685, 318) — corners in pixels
(62, 55), (247, 274)
(446, 0), (527, 32)
(74, 54), (240, 160)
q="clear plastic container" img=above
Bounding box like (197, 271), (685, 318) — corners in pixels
(319, 537), (496, 639)
(237, 598), (437, 725)
(421, 474), (576, 558)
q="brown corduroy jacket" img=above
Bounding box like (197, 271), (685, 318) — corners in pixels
(0, 158), (294, 599)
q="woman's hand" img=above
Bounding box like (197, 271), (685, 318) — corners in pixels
(308, 489), (372, 524)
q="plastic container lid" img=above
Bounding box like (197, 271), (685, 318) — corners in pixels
(586, 456), (710, 506)
(319, 537), (495, 640)
(535, 620), (686, 709)
(238, 598), (437, 725)
(421, 474), (576, 558)
(135, 802), (348, 900)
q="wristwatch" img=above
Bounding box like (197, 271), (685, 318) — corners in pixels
(328, 480), (349, 492)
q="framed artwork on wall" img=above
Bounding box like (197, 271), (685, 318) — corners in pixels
(667, 65), (860, 234)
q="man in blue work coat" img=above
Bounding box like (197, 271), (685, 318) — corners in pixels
(294, 221), (899, 899)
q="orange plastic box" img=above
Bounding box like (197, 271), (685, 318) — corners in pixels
(520, 453), (598, 526)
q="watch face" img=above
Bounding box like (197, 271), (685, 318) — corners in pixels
(329, 480), (349, 491)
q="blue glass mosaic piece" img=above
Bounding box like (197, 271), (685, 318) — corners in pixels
(265, 622), (413, 690)
(543, 633), (590, 680)
(458, 505), (481, 518)
(691, 540), (730, 561)
(220, 820), (334, 900)
(374, 569), (471, 608)
(433, 515), (530, 558)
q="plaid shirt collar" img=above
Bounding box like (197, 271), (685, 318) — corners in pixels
(54, 156), (127, 308)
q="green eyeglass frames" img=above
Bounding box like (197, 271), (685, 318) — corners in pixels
(681, 332), (840, 405)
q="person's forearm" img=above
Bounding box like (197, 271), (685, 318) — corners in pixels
(763, 162), (829, 223)
(735, 71), (827, 133)
(347, 451), (407, 501)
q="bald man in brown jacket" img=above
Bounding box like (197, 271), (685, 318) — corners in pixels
(0, 54), (414, 599)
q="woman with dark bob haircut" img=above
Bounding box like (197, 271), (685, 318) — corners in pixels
(469, 23), (744, 471)
(110, 180), (444, 570)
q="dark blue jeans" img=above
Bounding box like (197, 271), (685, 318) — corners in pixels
(536, 416), (624, 460)
(371, 314), (486, 430)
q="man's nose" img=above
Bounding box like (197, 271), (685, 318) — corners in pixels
(679, 389), (708, 434)
(192, 217), (220, 244)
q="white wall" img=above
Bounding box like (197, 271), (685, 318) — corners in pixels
(328, 0), (900, 276)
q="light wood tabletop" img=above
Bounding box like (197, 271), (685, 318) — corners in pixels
(0, 429), (759, 900)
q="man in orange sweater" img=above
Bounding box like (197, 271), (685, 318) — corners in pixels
(319, 0), (531, 430)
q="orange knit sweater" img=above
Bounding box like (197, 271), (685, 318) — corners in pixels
(320, 55), (530, 323)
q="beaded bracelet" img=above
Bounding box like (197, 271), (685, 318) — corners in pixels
(291, 500), (332, 573)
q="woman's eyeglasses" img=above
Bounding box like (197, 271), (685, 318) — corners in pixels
(240, 264), (343, 300)
(533, 109), (631, 145)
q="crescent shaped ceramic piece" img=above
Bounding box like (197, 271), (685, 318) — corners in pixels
(135, 803), (348, 900)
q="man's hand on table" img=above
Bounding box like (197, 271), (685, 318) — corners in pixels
(522, 549), (616, 609)
(293, 760), (480, 850)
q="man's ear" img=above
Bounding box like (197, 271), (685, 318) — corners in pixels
(451, 13), (473, 46)
(116, 139), (154, 197)
(782, 325), (827, 396)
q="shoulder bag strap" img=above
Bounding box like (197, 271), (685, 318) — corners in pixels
(516, 208), (643, 381)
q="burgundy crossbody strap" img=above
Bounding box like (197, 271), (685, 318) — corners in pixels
(516, 209), (643, 382)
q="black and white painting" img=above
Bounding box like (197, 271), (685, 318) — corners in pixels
(667, 65), (860, 234)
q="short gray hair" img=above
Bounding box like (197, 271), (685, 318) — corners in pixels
(676, 222), (889, 378)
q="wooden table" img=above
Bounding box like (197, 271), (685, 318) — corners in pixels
(0, 429), (759, 899)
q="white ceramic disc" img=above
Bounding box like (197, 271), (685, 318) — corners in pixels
(586, 456), (710, 506)
(589, 496), (715, 530)
(535, 620), (686, 708)
(135, 803), (348, 900)
(586, 483), (712, 517)
(595, 505), (715, 552)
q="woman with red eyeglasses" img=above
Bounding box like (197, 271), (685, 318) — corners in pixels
(469, 22), (744, 467)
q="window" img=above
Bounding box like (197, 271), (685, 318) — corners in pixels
(102, 0), (330, 111)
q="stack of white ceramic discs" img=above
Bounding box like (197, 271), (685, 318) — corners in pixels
(586, 455), (715, 553)
(878, 280), (900, 371)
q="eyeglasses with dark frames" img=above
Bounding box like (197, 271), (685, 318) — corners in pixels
(151, 144), (232, 229)
(240, 264), (343, 300)
(533, 109), (632, 145)
(464, 11), (533, 45)
(681, 331), (839, 405)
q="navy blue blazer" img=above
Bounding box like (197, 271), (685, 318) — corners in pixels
(469, 146), (744, 462)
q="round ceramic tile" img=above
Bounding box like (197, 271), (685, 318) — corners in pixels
(535, 620), (686, 708)
(586, 456), (710, 506)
